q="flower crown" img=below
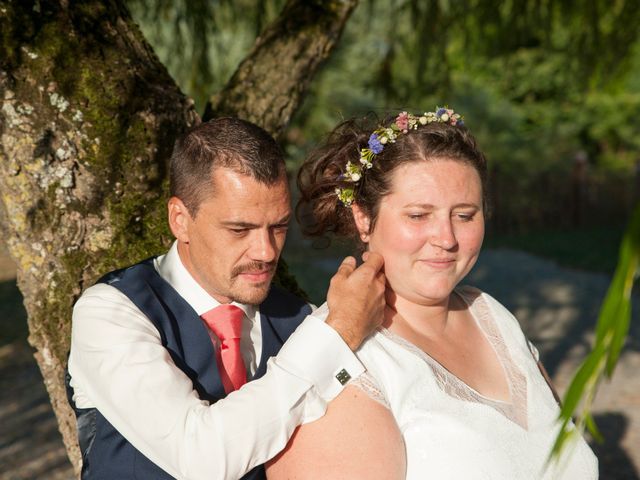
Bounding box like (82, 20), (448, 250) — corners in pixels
(335, 107), (464, 206)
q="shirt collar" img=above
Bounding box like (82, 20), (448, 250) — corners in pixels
(156, 241), (257, 320)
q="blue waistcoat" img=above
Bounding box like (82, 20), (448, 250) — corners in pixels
(66, 257), (311, 480)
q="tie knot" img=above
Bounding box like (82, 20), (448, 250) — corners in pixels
(201, 304), (244, 342)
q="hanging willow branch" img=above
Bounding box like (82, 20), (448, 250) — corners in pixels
(550, 203), (640, 461)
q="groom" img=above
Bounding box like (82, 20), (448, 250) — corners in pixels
(66, 117), (385, 480)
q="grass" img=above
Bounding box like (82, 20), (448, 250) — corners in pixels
(484, 225), (625, 275)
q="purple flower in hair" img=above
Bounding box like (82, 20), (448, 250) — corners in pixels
(436, 107), (447, 117)
(368, 133), (384, 154)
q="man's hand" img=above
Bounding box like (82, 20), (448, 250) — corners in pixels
(325, 252), (385, 350)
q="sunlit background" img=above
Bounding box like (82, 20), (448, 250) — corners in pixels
(1, 1), (639, 478)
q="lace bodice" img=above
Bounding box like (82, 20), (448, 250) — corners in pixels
(344, 286), (598, 479)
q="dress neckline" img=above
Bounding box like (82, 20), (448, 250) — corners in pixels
(378, 287), (529, 430)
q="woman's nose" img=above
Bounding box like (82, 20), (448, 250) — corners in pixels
(429, 218), (457, 250)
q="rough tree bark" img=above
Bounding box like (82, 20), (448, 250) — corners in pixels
(0, 0), (198, 473)
(0, 0), (357, 475)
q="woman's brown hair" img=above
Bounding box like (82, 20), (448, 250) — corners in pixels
(297, 114), (488, 244)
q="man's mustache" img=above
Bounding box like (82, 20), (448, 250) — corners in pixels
(231, 261), (277, 278)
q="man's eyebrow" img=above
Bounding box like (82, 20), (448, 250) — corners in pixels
(220, 214), (291, 229)
(221, 221), (258, 229)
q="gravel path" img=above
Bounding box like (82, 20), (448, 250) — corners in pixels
(0, 248), (638, 479)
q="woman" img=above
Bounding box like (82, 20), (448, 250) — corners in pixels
(267, 109), (598, 479)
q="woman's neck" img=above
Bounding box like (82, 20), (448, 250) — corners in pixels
(384, 290), (457, 339)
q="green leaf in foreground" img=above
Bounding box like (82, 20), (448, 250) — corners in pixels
(549, 203), (640, 462)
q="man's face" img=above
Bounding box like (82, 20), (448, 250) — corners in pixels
(170, 167), (291, 305)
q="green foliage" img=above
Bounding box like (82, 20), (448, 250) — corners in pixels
(485, 226), (625, 274)
(127, 0), (287, 111)
(290, 0), (640, 196)
(549, 203), (640, 461)
(125, 1), (640, 208)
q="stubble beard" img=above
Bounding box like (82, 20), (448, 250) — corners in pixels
(228, 260), (277, 305)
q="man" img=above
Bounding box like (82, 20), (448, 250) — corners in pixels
(67, 118), (385, 480)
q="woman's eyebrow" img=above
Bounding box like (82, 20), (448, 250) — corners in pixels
(402, 202), (480, 209)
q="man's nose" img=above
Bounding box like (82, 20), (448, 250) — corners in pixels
(248, 229), (278, 262)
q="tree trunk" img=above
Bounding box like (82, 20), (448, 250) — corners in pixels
(0, 0), (199, 472)
(1, 0), (357, 475)
(203, 0), (358, 138)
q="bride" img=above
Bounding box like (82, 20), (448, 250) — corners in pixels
(267, 109), (598, 479)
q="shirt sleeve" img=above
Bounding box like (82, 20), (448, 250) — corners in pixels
(68, 284), (363, 480)
(274, 304), (365, 404)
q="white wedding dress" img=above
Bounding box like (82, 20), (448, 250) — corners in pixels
(321, 286), (598, 479)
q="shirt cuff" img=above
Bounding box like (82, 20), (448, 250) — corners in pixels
(274, 314), (365, 401)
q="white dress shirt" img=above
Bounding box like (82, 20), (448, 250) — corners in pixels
(68, 242), (364, 480)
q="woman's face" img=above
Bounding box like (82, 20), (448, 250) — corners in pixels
(354, 159), (485, 307)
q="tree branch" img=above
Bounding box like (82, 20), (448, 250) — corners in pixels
(203, 0), (358, 137)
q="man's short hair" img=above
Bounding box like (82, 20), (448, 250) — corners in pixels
(169, 117), (286, 216)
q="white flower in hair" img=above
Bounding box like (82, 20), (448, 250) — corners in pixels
(335, 106), (465, 206)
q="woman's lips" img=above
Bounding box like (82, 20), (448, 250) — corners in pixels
(420, 258), (456, 270)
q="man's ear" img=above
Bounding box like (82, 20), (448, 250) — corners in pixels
(168, 197), (192, 243)
(351, 203), (371, 243)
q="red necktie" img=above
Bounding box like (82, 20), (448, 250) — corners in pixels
(201, 305), (247, 394)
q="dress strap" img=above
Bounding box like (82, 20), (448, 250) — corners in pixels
(527, 339), (562, 406)
(350, 371), (391, 409)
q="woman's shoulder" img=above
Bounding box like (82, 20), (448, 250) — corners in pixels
(266, 381), (405, 480)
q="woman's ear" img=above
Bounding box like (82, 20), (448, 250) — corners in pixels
(351, 203), (371, 243)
